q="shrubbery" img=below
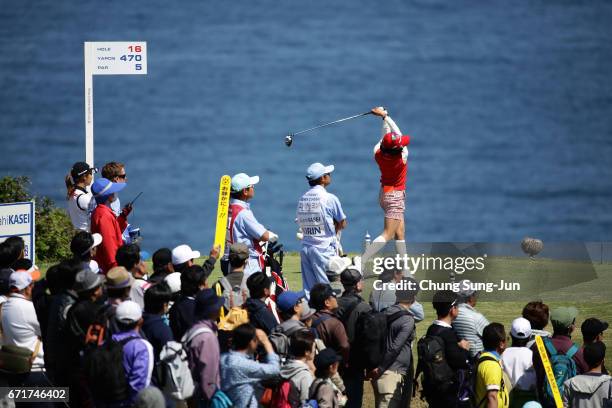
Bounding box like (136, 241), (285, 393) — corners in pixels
(0, 176), (73, 262)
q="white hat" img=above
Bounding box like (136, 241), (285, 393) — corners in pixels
(164, 272), (182, 294)
(326, 256), (352, 276)
(88, 260), (100, 274)
(172, 244), (201, 265)
(231, 173), (260, 192)
(306, 163), (334, 180)
(115, 300), (142, 324)
(9, 271), (32, 290)
(510, 317), (532, 339)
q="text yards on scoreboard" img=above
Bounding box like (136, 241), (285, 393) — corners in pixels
(86, 42), (147, 75)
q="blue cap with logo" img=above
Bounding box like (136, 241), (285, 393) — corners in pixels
(91, 178), (126, 197)
(306, 163), (334, 181)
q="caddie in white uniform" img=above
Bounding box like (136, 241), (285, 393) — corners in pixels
(222, 173), (278, 277)
(297, 163), (347, 292)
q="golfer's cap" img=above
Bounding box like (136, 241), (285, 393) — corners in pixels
(299, 298), (316, 321)
(231, 173), (259, 192)
(71, 162), (98, 179)
(341, 267), (363, 286)
(326, 256), (351, 276)
(164, 272), (182, 294)
(306, 163), (334, 181)
(381, 132), (409, 150)
(105, 266), (135, 289)
(172, 244), (201, 265)
(581, 318), (609, 339)
(74, 270), (105, 293)
(457, 279), (477, 299)
(314, 348), (342, 371)
(550, 306), (578, 329)
(277, 290), (305, 313)
(115, 300), (142, 324)
(510, 317), (532, 339)
(9, 271), (32, 290)
(91, 178), (126, 197)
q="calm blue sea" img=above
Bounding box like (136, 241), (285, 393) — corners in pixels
(1, 0), (612, 254)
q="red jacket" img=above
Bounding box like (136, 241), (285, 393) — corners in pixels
(90, 203), (127, 273)
(375, 137), (410, 190)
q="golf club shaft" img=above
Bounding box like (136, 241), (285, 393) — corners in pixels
(292, 111), (372, 136)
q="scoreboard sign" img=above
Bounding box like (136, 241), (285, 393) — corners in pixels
(84, 42), (147, 75)
(84, 41), (148, 166)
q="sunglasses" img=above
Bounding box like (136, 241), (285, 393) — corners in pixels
(117, 174), (127, 180)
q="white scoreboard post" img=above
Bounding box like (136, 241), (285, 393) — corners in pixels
(84, 41), (148, 167)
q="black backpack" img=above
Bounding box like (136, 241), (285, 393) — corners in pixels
(416, 335), (457, 396)
(353, 309), (410, 370)
(82, 331), (140, 403)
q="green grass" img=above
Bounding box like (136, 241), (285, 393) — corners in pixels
(40, 255), (612, 407)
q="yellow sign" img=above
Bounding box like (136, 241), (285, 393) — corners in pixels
(535, 335), (563, 408)
(214, 175), (231, 258)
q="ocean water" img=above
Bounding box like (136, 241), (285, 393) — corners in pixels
(1, 0), (612, 254)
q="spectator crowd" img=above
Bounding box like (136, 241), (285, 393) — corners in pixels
(0, 161), (609, 408)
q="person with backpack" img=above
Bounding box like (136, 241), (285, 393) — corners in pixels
(453, 280), (490, 359)
(185, 288), (226, 406)
(221, 172), (279, 276)
(501, 318), (537, 408)
(475, 323), (510, 408)
(213, 243), (249, 312)
(336, 267), (371, 408)
(418, 290), (470, 408)
(369, 267), (425, 321)
(108, 300), (155, 405)
(309, 283), (350, 363)
(297, 162), (347, 292)
(169, 264), (209, 339)
(532, 306), (589, 406)
(245, 272), (279, 335)
(368, 277), (417, 408)
(563, 341), (611, 408)
(309, 348), (343, 408)
(141, 282), (174, 363)
(220, 323), (281, 407)
(270, 290), (309, 359)
(280, 330), (316, 407)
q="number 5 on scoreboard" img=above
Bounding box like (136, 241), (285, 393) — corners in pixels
(214, 175), (232, 258)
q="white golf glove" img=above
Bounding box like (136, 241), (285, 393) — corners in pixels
(268, 231), (278, 243)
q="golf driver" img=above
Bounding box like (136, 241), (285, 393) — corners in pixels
(284, 109), (383, 147)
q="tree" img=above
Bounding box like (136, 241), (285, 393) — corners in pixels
(0, 176), (73, 262)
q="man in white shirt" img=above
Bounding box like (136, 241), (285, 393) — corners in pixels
(1, 271), (49, 387)
(501, 317), (537, 407)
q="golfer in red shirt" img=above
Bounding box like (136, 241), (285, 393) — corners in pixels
(362, 107), (411, 274)
(90, 178), (132, 273)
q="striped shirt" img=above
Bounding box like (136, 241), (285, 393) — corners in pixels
(452, 303), (489, 358)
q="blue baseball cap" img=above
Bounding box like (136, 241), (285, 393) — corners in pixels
(276, 290), (305, 313)
(306, 163), (334, 181)
(91, 178), (126, 197)
(231, 173), (260, 192)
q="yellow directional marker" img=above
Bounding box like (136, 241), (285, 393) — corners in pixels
(214, 175), (231, 258)
(535, 335), (563, 408)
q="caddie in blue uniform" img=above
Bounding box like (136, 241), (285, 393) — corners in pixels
(222, 173), (278, 277)
(297, 163), (347, 292)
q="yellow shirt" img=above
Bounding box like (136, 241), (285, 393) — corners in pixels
(475, 351), (510, 408)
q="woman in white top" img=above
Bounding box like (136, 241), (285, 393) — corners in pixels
(65, 161), (97, 231)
